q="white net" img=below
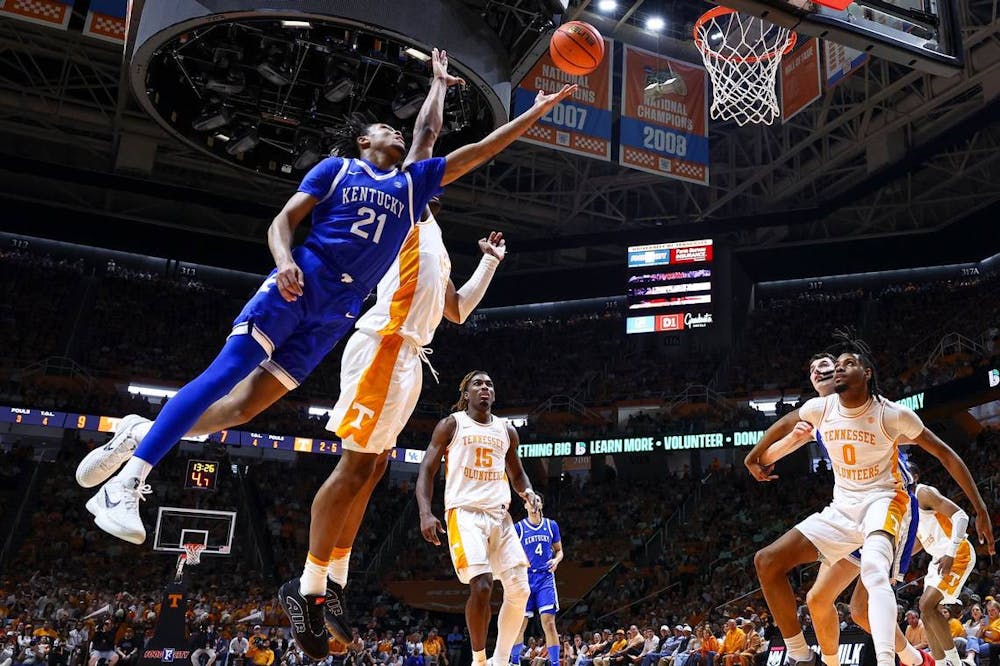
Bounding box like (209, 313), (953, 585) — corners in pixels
(694, 7), (796, 126)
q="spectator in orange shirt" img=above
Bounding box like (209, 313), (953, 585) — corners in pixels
(733, 621), (763, 666)
(718, 621), (746, 666)
(424, 630), (446, 666)
(689, 626), (718, 666)
(904, 611), (929, 651)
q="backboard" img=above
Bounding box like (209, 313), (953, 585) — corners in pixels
(152, 506), (236, 556)
(713, 0), (963, 75)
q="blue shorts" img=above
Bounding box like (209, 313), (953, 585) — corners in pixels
(524, 571), (559, 617)
(231, 246), (364, 389)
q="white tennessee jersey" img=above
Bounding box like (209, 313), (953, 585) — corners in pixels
(357, 212), (451, 347)
(799, 394), (923, 501)
(915, 483), (967, 559)
(444, 411), (512, 513)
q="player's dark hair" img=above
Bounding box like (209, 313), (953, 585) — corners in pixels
(808, 352), (836, 366)
(906, 459), (921, 482)
(832, 327), (882, 402)
(328, 111), (377, 159)
(453, 370), (489, 412)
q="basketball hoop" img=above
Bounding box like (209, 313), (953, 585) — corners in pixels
(174, 543), (205, 581)
(693, 6), (797, 125)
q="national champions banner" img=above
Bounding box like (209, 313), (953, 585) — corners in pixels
(514, 38), (613, 161)
(83, 0), (127, 43)
(0, 0), (73, 29)
(620, 45), (709, 185)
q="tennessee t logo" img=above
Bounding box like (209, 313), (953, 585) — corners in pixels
(168, 593), (183, 608)
(349, 402), (376, 429)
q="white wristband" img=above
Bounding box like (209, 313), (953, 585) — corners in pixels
(455, 254), (500, 323)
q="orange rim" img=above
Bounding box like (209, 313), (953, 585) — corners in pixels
(693, 6), (797, 64)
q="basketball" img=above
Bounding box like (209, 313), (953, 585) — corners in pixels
(549, 21), (605, 75)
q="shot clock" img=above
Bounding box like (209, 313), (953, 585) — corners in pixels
(183, 459), (219, 491)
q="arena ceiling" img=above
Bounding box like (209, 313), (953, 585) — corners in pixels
(1, 0), (999, 293)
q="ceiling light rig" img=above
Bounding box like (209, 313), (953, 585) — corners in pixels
(136, 17), (503, 179)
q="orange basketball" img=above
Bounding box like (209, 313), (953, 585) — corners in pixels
(549, 21), (605, 76)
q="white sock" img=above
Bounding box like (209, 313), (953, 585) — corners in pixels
(133, 419), (153, 443)
(327, 549), (351, 588)
(785, 634), (811, 663)
(118, 457), (153, 485)
(899, 644), (923, 666)
(945, 648), (960, 665)
(473, 650), (487, 665)
(300, 553), (329, 596)
(822, 654), (839, 666)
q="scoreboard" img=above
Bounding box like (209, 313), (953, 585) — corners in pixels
(625, 239), (715, 335)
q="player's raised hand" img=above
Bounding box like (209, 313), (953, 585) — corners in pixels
(275, 260), (304, 302)
(420, 513), (445, 546)
(973, 508), (995, 554)
(745, 458), (778, 483)
(479, 231), (506, 261)
(533, 84), (578, 111)
(431, 48), (465, 88)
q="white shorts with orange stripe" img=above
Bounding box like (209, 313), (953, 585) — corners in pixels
(923, 539), (976, 603)
(796, 488), (912, 576)
(326, 330), (423, 454)
(446, 507), (529, 584)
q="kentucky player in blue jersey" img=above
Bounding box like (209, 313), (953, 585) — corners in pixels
(511, 493), (564, 666)
(79, 47), (577, 654)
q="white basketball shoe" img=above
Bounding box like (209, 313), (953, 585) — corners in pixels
(75, 414), (150, 488)
(86, 475), (152, 544)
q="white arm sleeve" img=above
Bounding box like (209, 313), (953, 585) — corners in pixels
(455, 254), (500, 323)
(946, 509), (970, 556)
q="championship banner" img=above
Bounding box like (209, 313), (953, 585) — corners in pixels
(83, 0), (127, 43)
(514, 38), (613, 161)
(780, 37), (822, 123)
(0, 0), (73, 29)
(620, 45), (709, 185)
(824, 40), (868, 87)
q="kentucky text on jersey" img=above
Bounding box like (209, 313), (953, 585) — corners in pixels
(340, 186), (406, 217)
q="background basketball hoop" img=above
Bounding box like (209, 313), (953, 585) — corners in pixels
(693, 7), (797, 126)
(174, 543), (205, 581)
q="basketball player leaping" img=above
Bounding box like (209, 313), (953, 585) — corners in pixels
(510, 493), (564, 666)
(417, 371), (537, 666)
(75, 48), (574, 541)
(744, 333), (993, 666)
(288, 204), (509, 649)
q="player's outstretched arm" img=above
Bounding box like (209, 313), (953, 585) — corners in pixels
(743, 409), (804, 482)
(267, 191), (317, 302)
(404, 49), (465, 168)
(416, 416), (455, 546)
(912, 428), (994, 554)
(443, 231), (506, 324)
(504, 422), (540, 510)
(440, 85), (578, 186)
(758, 421), (815, 466)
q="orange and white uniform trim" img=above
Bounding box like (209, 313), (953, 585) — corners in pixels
(327, 213), (451, 454)
(794, 395), (925, 571)
(916, 483), (976, 602)
(443, 411), (528, 583)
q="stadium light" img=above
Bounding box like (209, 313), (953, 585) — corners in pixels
(128, 384), (178, 399)
(280, 20), (312, 29)
(403, 47), (431, 62)
(645, 16), (666, 31)
(597, 0), (617, 12)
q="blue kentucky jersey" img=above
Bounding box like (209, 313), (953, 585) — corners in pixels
(515, 518), (561, 573)
(297, 156), (445, 294)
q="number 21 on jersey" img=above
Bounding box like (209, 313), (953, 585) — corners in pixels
(350, 207), (386, 243)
